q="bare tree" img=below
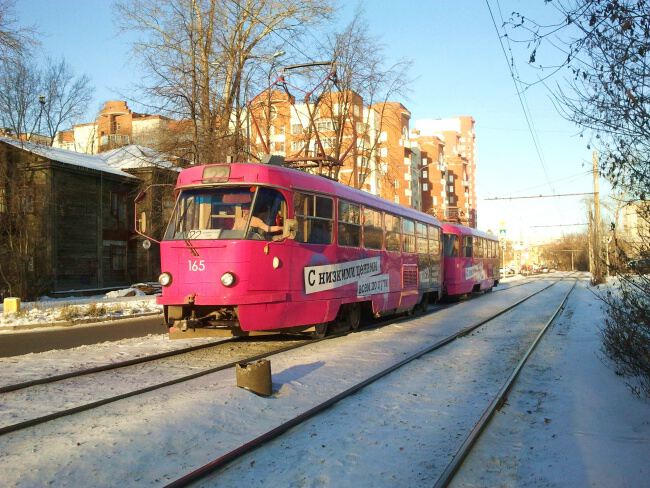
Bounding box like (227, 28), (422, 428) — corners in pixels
(115, 0), (333, 165)
(511, 0), (650, 396)
(0, 0), (36, 63)
(0, 56), (41, 138)
(41, 58), (94, 144)
(324, 10), (411, 189)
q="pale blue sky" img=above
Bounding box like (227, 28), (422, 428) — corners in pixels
(16, 0), (606, 243)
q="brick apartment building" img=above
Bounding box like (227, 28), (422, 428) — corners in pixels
(54, 101), (190, 157)
(412, 116), (477, 227)
(53, 99), (478, 227)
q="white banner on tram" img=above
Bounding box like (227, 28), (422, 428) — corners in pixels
(304, 256), (381, 294)
(357, 274), (390, 296)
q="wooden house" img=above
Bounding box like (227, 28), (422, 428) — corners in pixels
(0, 138), (178, 299)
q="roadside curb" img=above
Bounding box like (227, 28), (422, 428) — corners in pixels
(0, 311), (163, 332)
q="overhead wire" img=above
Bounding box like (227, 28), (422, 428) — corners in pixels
(486, 0), (555, 193)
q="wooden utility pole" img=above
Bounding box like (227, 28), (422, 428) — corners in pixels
(592, 151), (604, 283)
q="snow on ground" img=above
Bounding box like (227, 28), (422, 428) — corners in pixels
(0, 288), (162, 329)
(1, 273), (643, 488)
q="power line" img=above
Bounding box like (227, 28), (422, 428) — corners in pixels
(530, 223), (588, 228)
(485, 0), (554, 192)
(483, 192), (594, 201)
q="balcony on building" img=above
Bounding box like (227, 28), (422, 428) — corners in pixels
(99, 134), (131, 151)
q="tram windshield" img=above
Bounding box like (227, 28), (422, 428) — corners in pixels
(164, 186), (286, 241)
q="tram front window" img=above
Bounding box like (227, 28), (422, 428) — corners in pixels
(443, 233), (459, 257)
(164, 186), (286, 241)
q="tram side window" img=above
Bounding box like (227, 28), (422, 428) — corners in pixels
(429, 225), (441, 256)
(363, 207), (383, 250)
(293, 192), (333, 245)
(475, 237), (483, 258)
(463, 236), (473, 258)
(338, 200), (361, 247)
(416, 222), (428, 254)
(443, 233), (458, 257)
(402, 218), (416, 253)
(385, 213), (401, 252)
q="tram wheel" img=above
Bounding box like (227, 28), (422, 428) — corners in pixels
(311, 323), (328, 339)
(347, 303), (361, 331)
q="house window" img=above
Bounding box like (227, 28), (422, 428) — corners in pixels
(20, 191), (34, 214)
(110, 192), (127, 228)
(110, 244), (127, 271)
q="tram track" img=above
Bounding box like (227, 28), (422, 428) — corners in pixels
(0, 276), (564, 442)
(162, 274), (577, 487)
(432, 278), (578, 488)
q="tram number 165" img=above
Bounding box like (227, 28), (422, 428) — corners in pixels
(188, 259), (206, 272)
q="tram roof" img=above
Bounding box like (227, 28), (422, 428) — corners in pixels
(442, 222), (497, 240)
(176, 162), (443, 227)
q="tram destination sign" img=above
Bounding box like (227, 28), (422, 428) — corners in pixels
(304, 257), (382, 294)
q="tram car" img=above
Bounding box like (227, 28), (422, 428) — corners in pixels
(441, 223), (500, 296)
(144, 162), (444, 338)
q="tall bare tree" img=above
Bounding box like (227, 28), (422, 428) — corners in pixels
(0, 56), (41, 138)
(0, 0), (36, 63)
(115, 0), (333, 165)
(41, 58), (94, 144)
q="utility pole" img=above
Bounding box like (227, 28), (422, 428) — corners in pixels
(592, 151), (604, 283)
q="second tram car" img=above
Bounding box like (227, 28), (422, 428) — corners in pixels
(147, 162), (444, 337)
(442, 223), (500, 296)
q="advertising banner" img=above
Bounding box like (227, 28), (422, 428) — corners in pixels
(304, 256), (381, 295)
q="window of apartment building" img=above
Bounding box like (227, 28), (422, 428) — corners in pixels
(448, 175), (454, 183)
(422, 183), (429, 191)
(278, 126), (285, 135)
(380, 147), (388, 157)
(316, 119), (333, 131)
(393, 195), (400, 204)
(293, 192), (333, 245)
(321, 137), (337, 148)
(291, 124), (303, 135)
(422, 170), (428, 178)
(291, 141), (305, 152)
(353, 105), (360, 117)
(356, 122), (369, 134)
(448, 185), (454, 193)
(433, 196), (438, 206)
(380, 131), (388, 142)
(338, 200), (361, 247)
(274, 141), (285, 152)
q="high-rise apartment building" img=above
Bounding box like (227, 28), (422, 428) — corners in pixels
(412, 116), (477, 227)
(52, 98), (478, 227)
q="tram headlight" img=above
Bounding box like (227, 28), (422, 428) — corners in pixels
(220, 272), (235, 287)
(272, 256), (281, 269)
(158, 272), (173, 287)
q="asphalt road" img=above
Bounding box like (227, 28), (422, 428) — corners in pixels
(0, 315), (167, 358)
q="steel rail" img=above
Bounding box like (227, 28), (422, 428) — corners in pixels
(0, 275), (568, 439)
(164, 276), (572, 487)
(0, 339), (311, 437)
(432, 278), (578, 488)
(0, 338), (237, 394)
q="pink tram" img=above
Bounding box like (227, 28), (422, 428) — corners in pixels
(441, 223), (500, 296)
(151, 162), (444, 338)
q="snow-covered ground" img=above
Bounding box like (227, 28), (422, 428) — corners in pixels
(0, 288), (162, 330)
(1, 274), (645, 487)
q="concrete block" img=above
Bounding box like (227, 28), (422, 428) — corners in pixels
(3, 297), (21, 314)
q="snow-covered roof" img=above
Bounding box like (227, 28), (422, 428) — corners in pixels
(0, 136), (137, 179)
(100, 145), (181, 171)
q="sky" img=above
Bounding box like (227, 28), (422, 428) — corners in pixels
(14, 0), (609, 244)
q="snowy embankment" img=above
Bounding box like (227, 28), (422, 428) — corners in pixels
(0, 286), (162, 331)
